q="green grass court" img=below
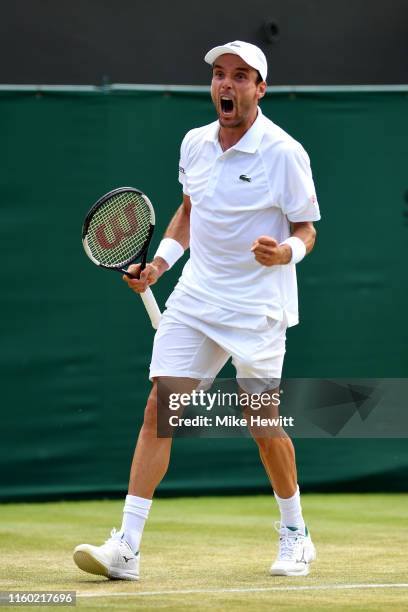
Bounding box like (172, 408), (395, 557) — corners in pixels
(1, 494), (407, 611)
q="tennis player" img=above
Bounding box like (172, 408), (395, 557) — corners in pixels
(74, 40), (320, 580)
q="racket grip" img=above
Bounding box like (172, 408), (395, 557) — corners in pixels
(140, 287), (161, 329)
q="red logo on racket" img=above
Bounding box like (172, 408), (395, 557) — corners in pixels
(96, 202), (138, 249)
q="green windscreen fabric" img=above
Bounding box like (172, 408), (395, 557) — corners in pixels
(0, 88), (407, 501)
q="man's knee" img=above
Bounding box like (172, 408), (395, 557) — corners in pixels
(141, 376), (198, 437)
(140, 382), (159, 435)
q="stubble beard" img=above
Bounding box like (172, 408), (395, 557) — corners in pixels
(218, 115), (244, 128)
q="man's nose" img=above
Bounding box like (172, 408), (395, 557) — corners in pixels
(220, 75), (233, 89)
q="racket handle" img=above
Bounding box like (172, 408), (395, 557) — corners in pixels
(140, 287), (161, 329)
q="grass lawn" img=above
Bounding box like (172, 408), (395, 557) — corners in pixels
(1, 494), (407, 610)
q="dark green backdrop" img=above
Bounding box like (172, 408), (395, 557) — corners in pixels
(1, 87), (407, 501)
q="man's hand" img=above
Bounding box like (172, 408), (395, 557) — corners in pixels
(123, 257), (169, 293)
(251, 236), (292, 266)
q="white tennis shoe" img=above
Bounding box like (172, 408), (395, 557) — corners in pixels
(73, 528), (140, 581)
(270, 522), (316, 576)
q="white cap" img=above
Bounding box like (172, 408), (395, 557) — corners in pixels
(204, 40), (268, 82)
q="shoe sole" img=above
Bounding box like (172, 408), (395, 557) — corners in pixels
(73, 550), (109, 577)
(270, 565), (310, 577)
(73, 550), (139, 581)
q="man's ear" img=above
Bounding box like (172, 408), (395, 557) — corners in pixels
(257, 81), (267, 100)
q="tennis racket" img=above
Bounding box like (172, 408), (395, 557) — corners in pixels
(82, 186), (161, 329)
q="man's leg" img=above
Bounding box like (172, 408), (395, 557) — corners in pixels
(244, 388), (315, 576)
(256, 426), (307, 532)
(121, 377), (198, 553)
(73, 376), (199, 580)
(257, 425), (298, 497)
(243, 389), (302, 525)
(128, 381), (173, 499)
(119, 381), (171, 557)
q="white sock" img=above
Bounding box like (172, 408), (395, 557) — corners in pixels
(274, 485), (305, 532)
(120, 494), (152, 553)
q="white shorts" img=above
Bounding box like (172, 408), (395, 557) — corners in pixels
(150, 289), (287, 392)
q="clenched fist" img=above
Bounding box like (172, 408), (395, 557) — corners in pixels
(251, 235), (292, 266)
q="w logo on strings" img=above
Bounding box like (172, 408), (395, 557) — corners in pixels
(96, 202), (138, 249)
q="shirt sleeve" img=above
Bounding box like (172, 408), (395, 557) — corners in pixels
(178, 134), (190, 196)
(279, 144), (321, 222)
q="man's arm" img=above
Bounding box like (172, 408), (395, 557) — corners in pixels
(160, 193), (191, 250)
(251, 221), (317, 266)
(124, 194), (191, 293)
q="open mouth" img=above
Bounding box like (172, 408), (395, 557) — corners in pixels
(220, 96), (234, 114)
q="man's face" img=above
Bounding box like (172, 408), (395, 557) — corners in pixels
(211, 54), (266, 129)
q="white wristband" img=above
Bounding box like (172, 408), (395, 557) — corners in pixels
(154, 238), (184, 269)
(280, 236), (306, 264)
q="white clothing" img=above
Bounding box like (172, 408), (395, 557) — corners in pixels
(150, 288), (286, 392)
(177, 107), (320, 326)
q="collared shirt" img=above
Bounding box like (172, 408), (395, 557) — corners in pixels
(175, 107), (321, 327)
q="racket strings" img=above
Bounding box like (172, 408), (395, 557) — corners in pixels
(86, 191), (151, 267)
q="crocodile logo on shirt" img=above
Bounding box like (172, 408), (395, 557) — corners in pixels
(239, 174), (252, 182)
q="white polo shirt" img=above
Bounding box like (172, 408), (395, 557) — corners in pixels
(175, 107), (321, 327)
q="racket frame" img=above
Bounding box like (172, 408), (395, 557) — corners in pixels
(82, 186), (156, 277)
(82, 186), (161, 329)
